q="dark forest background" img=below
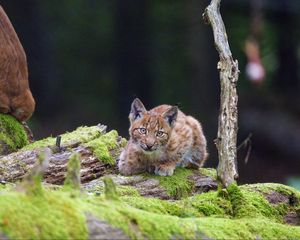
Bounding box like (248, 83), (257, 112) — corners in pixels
(1, 0), (299, 188)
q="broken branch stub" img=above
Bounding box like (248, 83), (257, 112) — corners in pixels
(64, 153), (81, 191)
(203, 0), (239, 187)
(17, 148), (51, 195)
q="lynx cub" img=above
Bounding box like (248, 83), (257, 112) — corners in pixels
(118, 98), (208, 176)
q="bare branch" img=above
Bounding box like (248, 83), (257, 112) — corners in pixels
(203, 0), (240, 187)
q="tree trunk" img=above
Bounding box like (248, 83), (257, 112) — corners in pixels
(203, 0), (239, 187)
(0, 5), (35, 121)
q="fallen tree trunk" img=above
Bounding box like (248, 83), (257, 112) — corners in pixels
(0, 122), (218, 200)
(0, 124), (120, 184)
(0, 144), (116, 184)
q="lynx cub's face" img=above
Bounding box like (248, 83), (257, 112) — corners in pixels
(129, 98), (177, 154)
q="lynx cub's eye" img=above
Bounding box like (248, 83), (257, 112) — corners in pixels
(138, 127), (147, 135)
(156, 130), (165, 138)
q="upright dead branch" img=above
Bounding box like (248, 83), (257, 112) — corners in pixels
(203, 0), (239, 187)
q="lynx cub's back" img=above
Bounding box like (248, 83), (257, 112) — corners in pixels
(118, 98), (208, 176)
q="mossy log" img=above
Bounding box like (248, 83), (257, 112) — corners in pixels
(0, 173), (300, 239)
(0, 122), (217, 200)
(0, 122), (300, 239)
(0, 124), (122, 184)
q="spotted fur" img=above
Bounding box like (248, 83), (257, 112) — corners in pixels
(118, 98), (208, 176)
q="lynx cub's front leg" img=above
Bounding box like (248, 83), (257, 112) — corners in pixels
(118, 146), (145, 176)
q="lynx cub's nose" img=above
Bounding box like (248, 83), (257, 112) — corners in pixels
(145, 144), (154, 151)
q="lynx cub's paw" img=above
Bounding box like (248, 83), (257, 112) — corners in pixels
(154, 164), (175, 176)
(117, 161), (132, 176)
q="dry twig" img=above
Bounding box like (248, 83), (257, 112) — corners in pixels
(203, 0), (240, 187)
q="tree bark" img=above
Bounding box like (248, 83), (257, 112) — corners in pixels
(203, 0), (239, 187)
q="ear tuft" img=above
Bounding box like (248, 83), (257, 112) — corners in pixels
(129, 98), (147, 123)
(163, 106), (178, 126)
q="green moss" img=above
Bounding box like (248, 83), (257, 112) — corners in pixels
(85, 183), (140, 197)
(119, 181), (300, 224)
(199, 167), (217, 179)
(144, 167), (194, 199)
(20, 125), (125, 166)
(227, 183), (283, 221)
(88, 195), (300, 240)
(0, 114), (29, 153)
(122, 196), (199, 218)
(185, 191), (233, 217)
(197, 217), (253, 239)
(85, 130), (126, 165)
(86, 198), (197, 239)
(1, 182), (300, 240)
(239, 183), (300, 222)
(0, 190), (88, 239)
(243, 183), (300, 200)
(115, 204), (197, 239)
(0, 183), (14, 192)
(197, 217), (300, 240)
(22, 125), (103, 151)
(243, 218), (300, 239)
(117, 185), (140, 197)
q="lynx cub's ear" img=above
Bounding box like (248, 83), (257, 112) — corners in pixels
(129, 98), (147, 123)
(163, 106), (178, 126)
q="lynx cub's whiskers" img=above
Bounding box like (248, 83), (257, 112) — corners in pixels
(118, 98), (208, 176)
